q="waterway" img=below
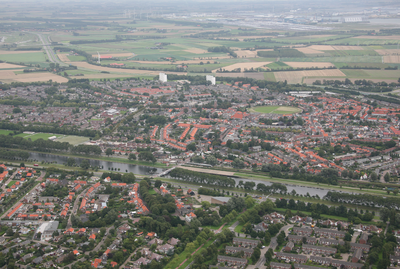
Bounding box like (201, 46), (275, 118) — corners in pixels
(28, 152), (346, 197)
(28, 152), (165, 176)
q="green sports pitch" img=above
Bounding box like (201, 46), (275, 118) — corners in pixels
(249, 106), (302, 114)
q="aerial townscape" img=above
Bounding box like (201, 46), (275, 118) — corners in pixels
(2, 0), (400, 269)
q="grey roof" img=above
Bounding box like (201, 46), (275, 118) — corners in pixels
(212, 197), (231, 203)
(226, 246), (254, 253)
(217, 255), (247, 263)
(302, 244), (336, 252)
(295, 264), (326, 269)
(270, 262), (291, 268)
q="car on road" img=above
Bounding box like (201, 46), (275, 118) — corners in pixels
(261, 246), (265, 249)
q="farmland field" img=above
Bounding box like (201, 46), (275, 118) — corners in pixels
(249, 106), (302, 114)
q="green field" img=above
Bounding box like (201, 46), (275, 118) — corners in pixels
(0, 52), (47, 63)
(0, 130), (13, 135)
(54, 135), (90, 145)
(7, 180), (17, 187)
(250, 105), (302, 114)
(14, 133), (63, 141)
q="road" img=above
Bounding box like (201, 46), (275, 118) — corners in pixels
(67, 189), (86, 229)
(1, 170), (18, 191)
(247, 224), (293, 269)
(34, 33), (65, 66)
(1, 171), (45, 218)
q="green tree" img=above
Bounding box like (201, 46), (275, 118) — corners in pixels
(128, 153), (136, 160)
(384, 173), (390, 182)
(105, 148), (113, 156)
(80, 159), (90, 170)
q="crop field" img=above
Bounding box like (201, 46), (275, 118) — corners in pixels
(274, 69), (346, 84)
(212, 61), (271, 72)
(249, 106), (302, 114)
(0, 18), (399, 84)
(284, 62), (335, 68)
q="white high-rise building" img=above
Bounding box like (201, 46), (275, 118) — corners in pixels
(159, 73), (167, 83)
(206, 75), (216, 85)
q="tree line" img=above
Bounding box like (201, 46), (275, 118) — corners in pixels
(0, 135), (101, 155)
(169, 168), (236, 188)
(325, 191), (400, 209)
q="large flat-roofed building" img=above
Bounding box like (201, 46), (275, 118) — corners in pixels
(159, 73), (167, 83)
(36, 221), (59, 241)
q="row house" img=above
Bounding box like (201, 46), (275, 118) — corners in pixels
(314, 228), (345, 239)
(288, 235), (316, 245)
(293, 227), (312, 236)
(302, 244), (337, 255)
(359, 233), (368, 244)
(350, 243), (370, 252)
(390, 255), (400, 264)
(319, 238), (344, 246)
(295, 264), (325, 269)
(331, 260), (363, 269)
(225, 246), (253, 258)
(217, 255), (247, 267)
(276, 253), (307, 263)
(310, 256), (331, 265)
(352, 249), (363, 263)
(270, 262), (291, 269)
(232, 237), (260, 248)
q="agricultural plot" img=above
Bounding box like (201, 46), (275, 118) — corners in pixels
(0, 63), (26, 69)
(274, 69), (346, 84)
(355, 35), (400, 40)
(0, 52), (46, 63)
(57, 54), (71, 62)
(383, 55), (400, 63)
(284, 62), (334, 68)
(212, 61), (271, 72)
(375, 49), (400, 55)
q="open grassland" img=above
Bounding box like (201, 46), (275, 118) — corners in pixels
(0, 130), (13, 135)
(355, 35), (400, 40)
(0, 52), (46, 63)
(0, 71), (68, 83)
(15, 133), (63, 141)
(55, 135), (90, 145)
(375, 49), (400, 55)
(249, 105), (302, 114)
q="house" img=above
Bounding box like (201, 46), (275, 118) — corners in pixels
(294, 264), (325, 269)
(293, 227), (312, 236)
(284, 241), (294, 252)
(319, 238), (344, 246)
(217, 255), (247, 267)
(310, 256), (332, 265)
(233, 237), (260, 248)
(330, 260), (363, 269)
(91, 258), (102, 268)
(186, 212), (197, 222)
(225, 246), (254, 258)
(270, 262), (291, 269)
(22, 253), (34, 262)
(148, 238), (163, 246)
(168, 237), (180, 246)
(133, 257), (151, 267)
(359, 233), (368, 244)
(314, 228), (345, 239)
(352, 249), (363, 263)
(157, 243), (174, 255)
(302, 244), (337, 255)
(350, 243), (370, 252)
(33, 256), (43, 264)
(276, 252), (307, 263)
(390, 255), (400, 264)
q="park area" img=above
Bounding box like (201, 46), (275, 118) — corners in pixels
(249, 106), (302, 114)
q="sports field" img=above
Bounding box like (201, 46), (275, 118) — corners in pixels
(249, 106), (302, 114)
(56, 135), (90, 145)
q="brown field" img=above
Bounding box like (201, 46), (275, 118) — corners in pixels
(332, 46), (364, 50)
(69, 62), (187, 75)
(383, 55), (400, 63)
(210, 72), (265, 80)
(0, 63), (26, 69)
(236, 50), (258, 57)
(296, 47), (326, 54)
(307, 45), (335, 51)
(184, 48), (208, 54)
(90, 53), (135, 58)
(284, 62), (334, 68)
(355, 35), (400, 40)
(274, 69), (346, 84)
(80, 74), (134, 79)
(375, 49), (400, 55)
(212, 62), (271, 73)
(57, 54), (70, 62)
(303, 77), (400, 84)
(0, 71), (67, 83)
(129, 57), (232, 65)
(0, 50), (42, 55)
(301, 35), (334, 38)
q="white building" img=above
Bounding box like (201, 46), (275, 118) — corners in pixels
(206, 75), (216, 85)
(159, 73), (167, 83)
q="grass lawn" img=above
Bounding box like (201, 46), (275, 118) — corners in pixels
(264, 72), (276, 81)
(234, 223), (244, 233)
(14, 133), (63, 141)
(0, 52), (47, 63)
(249, 105), (302, 114)
(56, 135), (90, 145)
(7, 180), (17, 187)
(148, 189), (157, 195)
(0, 130), (13, 135)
